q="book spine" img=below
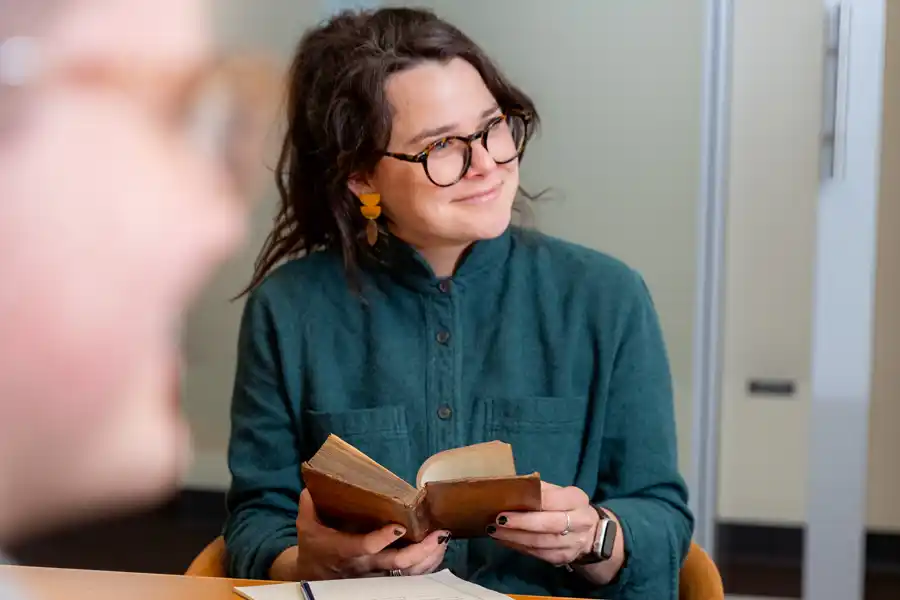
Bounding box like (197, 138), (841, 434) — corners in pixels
(410, 492), (433, 541)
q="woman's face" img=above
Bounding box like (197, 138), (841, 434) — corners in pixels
(0, 0), (245, 541)
(358, 58), (520, 250)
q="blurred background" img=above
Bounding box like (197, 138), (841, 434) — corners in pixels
(10, 1), (899, 599)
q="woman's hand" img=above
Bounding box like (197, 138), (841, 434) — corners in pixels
(486, 481), (599, 567)
(487, 481), (625, 584)
(271, 489), (450, 581)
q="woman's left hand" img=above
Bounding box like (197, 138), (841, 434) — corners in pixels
(487, 481), (599, 567)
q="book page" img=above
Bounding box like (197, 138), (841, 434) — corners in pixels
(307, 434), (416, 502)
(233, 570), (514, 600)
(416, 441), (517, 488)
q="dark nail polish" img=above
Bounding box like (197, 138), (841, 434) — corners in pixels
(497, 515), (507, 525)
(485, 525), (496, 535)
(394, 528), (404, 537)
(438, 534), (450, 544)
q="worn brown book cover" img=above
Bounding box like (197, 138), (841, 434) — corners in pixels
(301, 435), (542, 542)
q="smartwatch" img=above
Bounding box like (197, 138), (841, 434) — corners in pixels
(569, 505), (617, 567)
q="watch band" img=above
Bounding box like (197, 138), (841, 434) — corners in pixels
(569, 505), (617, 566)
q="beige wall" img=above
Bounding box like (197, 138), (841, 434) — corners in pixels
(718, 1), (900, 532)
(867, 0), (900, 533)
(715, 0), (823, 525)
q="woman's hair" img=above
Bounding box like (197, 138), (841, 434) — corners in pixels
(241, 7), (539, 295)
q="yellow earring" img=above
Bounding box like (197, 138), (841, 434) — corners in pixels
(359, 192), (381, 246)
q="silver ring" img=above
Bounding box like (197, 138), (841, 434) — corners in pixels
(560, 511), (571, 536)
(389, 568), (403, 577)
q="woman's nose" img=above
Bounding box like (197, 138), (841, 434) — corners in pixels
(465, 140), (498, 178)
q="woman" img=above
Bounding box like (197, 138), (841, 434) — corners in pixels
(224, 7), (692, 599)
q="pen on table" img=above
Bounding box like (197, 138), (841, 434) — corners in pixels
(300, 580), (316, 600)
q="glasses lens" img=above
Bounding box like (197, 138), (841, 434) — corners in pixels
(486, 114), (526, 164)
(425, 137), (469, 186)
(184, 56), (280, 201)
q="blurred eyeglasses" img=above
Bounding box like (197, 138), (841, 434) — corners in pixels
(383, 112), (533, 187)
(0, 36), (282, 201)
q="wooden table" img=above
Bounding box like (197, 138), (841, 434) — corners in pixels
(0, 566), (566, 600)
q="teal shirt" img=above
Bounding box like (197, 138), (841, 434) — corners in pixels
(224, 227), (693, 599)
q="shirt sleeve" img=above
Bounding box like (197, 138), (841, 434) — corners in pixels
(223, 289), (302, 580)
(574, 269), (694, 599)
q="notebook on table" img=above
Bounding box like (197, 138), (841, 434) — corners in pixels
(233, 569), (513, 600)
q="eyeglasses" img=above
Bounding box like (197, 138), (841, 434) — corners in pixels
(383, 112), (532, 187)
(0, 36), (281, 202)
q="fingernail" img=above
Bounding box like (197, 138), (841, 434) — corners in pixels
(438, 532), (451, 544)
(394, 528), (405, 537)
(497, 515), (508, 525)
(485, 525), (496, 535)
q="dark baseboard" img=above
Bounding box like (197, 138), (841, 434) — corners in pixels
(716, 522), (900, 598)
(8, 489), (228, 574)
(159, 488), (229, 525)
(717, 522), (900, 574)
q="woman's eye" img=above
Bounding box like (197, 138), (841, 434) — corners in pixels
(432, 139), (450, 151)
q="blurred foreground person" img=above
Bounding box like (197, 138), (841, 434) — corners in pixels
(0, 0), (277, 571)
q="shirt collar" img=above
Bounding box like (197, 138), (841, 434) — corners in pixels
(370, 227), (513, 294)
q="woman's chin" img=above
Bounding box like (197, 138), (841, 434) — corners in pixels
(452, 204), (513, 242)
(469, 214), (513, 241)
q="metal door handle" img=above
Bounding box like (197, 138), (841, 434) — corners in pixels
(821, 2), (851, 182)
(747, 379), (796, 396)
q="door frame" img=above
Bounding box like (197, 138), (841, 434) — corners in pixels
(804, 2), (886, 599)
(690, 0), (731, 555)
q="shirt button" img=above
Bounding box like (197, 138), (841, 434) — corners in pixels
(438, 280), (451, 293)
(436, 330), (451, 344)
(437, 405), (453, 420)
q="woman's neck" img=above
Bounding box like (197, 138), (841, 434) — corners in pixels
(414, 242), (472, 278)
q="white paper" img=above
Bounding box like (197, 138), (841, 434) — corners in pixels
(233, 569), (513, 600)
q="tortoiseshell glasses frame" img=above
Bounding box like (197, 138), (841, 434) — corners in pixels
(383, 111), (534, 187)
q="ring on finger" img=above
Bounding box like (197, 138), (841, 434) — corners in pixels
(560, 511), (571, 536)
(388, 568), (403, 577)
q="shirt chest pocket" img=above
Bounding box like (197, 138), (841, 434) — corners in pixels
(302, 405), (414, 484)
(482, 396), (588, 487)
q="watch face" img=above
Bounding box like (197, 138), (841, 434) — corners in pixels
(597, 519), (617, 559)
(573, 516), (616, 565)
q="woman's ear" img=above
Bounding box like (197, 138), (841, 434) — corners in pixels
(347, 175), (376, 200)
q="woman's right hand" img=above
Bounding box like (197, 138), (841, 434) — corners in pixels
(270, 489), (450, 581)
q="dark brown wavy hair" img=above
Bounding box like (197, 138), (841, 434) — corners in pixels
(240, 7), (540, 295)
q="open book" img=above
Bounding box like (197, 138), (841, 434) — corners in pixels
(301, 435), (542, 542)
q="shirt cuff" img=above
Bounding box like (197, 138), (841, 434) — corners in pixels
(598, 497), (682, 598)
(595, 501), (635, 594)
(242, 528), (297, 581)
(564, 503), (633, 598)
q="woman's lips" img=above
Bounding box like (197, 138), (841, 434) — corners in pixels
(453, 183), (502, 204)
